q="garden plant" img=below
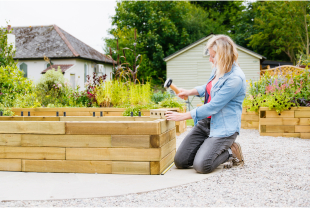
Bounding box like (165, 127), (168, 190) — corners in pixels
(243, 67), (310, 114)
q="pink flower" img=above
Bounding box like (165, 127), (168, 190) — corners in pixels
(289, 79), (294, 85)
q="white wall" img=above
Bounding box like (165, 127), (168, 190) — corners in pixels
(17, 59), (113, 91)
(17, 59), (76, 83)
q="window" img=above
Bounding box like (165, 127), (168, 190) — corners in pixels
(84, 63), (88, 83)
(19, 63), (27, 78)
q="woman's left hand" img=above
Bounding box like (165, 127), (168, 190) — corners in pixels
(165, 111), (192, 121)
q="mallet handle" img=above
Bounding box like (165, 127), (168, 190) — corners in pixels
(170, 84), (188, 100)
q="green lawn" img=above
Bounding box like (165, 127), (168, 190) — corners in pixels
(186, 119), (194, 127)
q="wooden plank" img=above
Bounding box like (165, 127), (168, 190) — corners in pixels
(151, 150), (176, 175)
(260, 125), (266, 133)
(265, 126), (295, 133)
(150, 128), (176, 148)
(160, 138), (176, 159)
(66, 147), (161, 161)
(22, 160), (112, 174)
(300, 118), (310, 125)
(0, 147), (65, 159)
(20, 112), (58, 117)
(0, 159), (21, 171)
(260, 118), (300, 126)
(60, 116), (135, 121)
(21, 135), (111, 148)
(241, 121), (247, 128)
(259, 118), (282, 125)
(260, 133), (300, 138)
(295, 126), (310, 133)
(295, 111), (310, 118)
(241, 114), (259, 121)
(23, 117), (60, 121)
(104, 112), (123, 116)
(112, 161), (150, 174)
(0, 134), (21, 146)
(134, 117), (157, 121)
(12, 108), (126, 112)
(265, 111), (294, 118)
(111, 135), (150, 148)
(301, 133), (310, 139)
(0, 117), (23, 121)
(159, 119), (175, 134)
(0, 116), (59, 121)
(65, 121), (160, 135)
(0, 121), (65, 134)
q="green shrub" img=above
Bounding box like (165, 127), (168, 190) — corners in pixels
(35, 67), (90, 107)
(122, 103), (160, 116)
(0, 65), (33, 107)
(244, 68), (310, 114)
(159, 97), (185, 110)
(96, 80), (152, 107)
(0, 103), (14, 116)
(0, 26), (16, 68)
(151, 91), (171, 104)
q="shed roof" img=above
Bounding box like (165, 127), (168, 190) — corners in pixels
(163, 34), (266, 62)
(41, 64), (74, 74)
(12, 25), (115, 64)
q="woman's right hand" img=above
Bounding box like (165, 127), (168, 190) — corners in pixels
(177, 88), (190, 100)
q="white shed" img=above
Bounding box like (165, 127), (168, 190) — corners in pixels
(163, 35), (266, 109)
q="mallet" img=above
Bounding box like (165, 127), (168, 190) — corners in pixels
(164, 78), (188, 100)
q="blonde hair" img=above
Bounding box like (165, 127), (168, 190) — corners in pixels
(206, 35), (238, 78)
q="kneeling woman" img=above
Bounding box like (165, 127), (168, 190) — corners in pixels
(165, 35), (246, 174)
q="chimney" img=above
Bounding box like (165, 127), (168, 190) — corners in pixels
(6, 25), (15, 50)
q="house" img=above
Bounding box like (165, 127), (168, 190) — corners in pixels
(163, 34), (266, 109)
(9, 25), (115, 90)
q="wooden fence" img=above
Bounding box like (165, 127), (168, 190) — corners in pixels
(260, 65), (305, 77)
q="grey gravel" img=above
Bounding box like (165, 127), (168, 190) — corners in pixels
(1, 127), (310, 207)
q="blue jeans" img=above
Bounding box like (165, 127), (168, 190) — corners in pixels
(174, 118), (238, 174)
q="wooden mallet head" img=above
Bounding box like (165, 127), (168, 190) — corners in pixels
(164, 78), (188, 100)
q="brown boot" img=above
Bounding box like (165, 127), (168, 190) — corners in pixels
(230, 142), (244, 167)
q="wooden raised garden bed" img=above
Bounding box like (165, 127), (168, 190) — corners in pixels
(241, 107), (259, 130)
(0, 116), (176, 174)
(11, 107), (187, 135)
(259, 107), (310, 139)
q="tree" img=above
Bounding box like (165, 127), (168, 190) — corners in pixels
(191, 1), (245, 35)
(248, 1), (310, 64)
(105, 1), (230, 84)
(0, 25), (16, 68)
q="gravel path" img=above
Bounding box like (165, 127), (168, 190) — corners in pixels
(1, 128), (310, 207)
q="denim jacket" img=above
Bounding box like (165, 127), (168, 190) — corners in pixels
(190, 63), (246, 137)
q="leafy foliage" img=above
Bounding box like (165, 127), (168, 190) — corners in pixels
(0, 65), (33, 107)
(244, 68), (310, 114)
(151, 91), (171, 104)
(159, 97), (184, 111)
(0, 26), (16, 68)
(248, 1), (310, 64)
(85, 72), (106, 107)
(106, 1), (236, 84)
(0, 103), (14, 116)
(96, 80), (152, 107)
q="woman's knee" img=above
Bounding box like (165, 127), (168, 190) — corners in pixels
(193, 158), (213, 174)
(174, 151), (189, 169)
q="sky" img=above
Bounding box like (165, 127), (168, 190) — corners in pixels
(0, 0), (117, 53)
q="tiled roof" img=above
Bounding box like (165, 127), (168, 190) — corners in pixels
(41, 64), (74, 74)
(12, 25), (116, 64)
